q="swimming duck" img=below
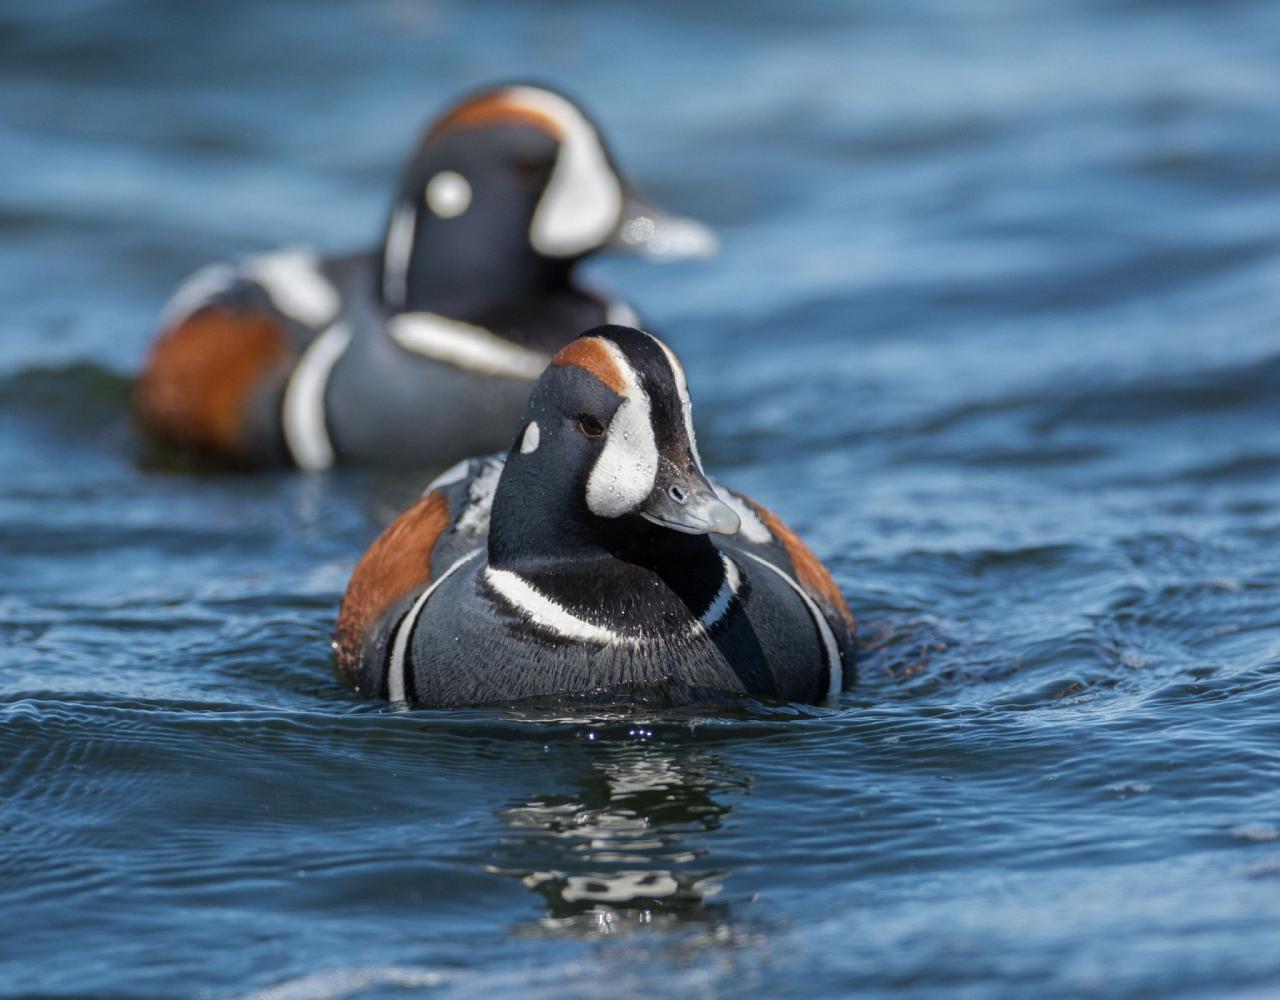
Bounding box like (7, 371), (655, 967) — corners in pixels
(334, 325), (856, 708)
(135, 84), (715, 469)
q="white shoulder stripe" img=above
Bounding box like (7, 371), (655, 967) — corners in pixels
(245, 248), (341, 328)
(156, 263), (237, 329)
(387, 547), (484, 703)
(741, 551), (843, 701)
(388, 312), (550, 380)
(158, 248), (340, 333)
(282, 322), (352, 470)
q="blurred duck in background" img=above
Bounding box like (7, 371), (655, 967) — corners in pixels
(134, 83), (716, 470)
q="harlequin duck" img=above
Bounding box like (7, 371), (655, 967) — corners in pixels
(135, 84), (716, 469)
(334, 325), (856, 708)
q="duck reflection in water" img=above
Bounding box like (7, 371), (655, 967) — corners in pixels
(487, 741), (749, 932)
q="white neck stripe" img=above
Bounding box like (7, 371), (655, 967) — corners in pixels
(741, 551), (842, 701)
(654, 336), (703, 473)
(484, 554), (741, 647)
(382, 202), (417, 308)
(387, 547), (484, 703)
(282, 322), (352, 470)
(388, 312), (550, 380)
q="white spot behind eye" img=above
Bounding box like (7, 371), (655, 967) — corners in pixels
(520, 420), (540, 454)
(426, 170), (472, 218)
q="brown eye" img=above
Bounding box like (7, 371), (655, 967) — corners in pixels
(577, 414), (605, 438)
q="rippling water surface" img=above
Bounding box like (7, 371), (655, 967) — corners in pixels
(4, 1), (1280, 997)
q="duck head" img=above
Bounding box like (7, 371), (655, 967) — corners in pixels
(377, 85), (717, 313)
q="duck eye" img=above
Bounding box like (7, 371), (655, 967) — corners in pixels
(577, 414), (605, 438)
(511, 154), (549, 186)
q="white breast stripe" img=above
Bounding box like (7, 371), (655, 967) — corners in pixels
(282, 322), (352, 470)
(698, 555), (740, 632)
(485, 553), (740, 646)
(741, 551), (842, 701)
(485, 567), (628, 645)
(246, 248), (341, 328)
(387, 548), (484, 703)
(388, 312), (550, 380)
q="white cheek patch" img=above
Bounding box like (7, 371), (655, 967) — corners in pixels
(426, 170), (472, 218)
(505, 86), (624, 258)
(585, 341), (658, 518)
(519, 420), (540, 454)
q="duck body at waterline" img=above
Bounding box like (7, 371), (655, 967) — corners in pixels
(335, 326), (856, 707)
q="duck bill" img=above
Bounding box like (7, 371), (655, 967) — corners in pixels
(609, 195), (718, 261)
(639, 466), (740, 536)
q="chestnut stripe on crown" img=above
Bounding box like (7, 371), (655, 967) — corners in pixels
(429, 91), (565, 141)
(550, 336), (628, 395)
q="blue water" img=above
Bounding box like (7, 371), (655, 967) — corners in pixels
(4, 1), (1280, 997)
